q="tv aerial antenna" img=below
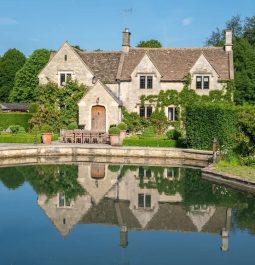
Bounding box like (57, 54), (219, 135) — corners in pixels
(122, 8), (133, 29)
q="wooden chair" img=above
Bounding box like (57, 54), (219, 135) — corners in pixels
(65, 131), (74, 143)
(74, 129), (82, 143)
(82, 130), (91, 144)
(91, 131), (99, 144)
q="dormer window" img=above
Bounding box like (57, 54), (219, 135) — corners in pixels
(140, 75), (153, 89)
(59, 72), (72, 86)
(196, 76), (210, 89)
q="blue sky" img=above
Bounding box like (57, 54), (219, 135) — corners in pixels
(0, 0), (254, 55)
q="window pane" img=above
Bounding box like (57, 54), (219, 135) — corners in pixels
(140, 76), (146, 89)
(139, 167), (145, 177)
(168, 107), (174, 121)
(146, 169), (152, 178)
(59, 193), (65, 207)
(196, 76), (202, 89)
(147, 106), (153, 117)
(174, 107), (178, 121)
(147, 76), (153, 89)
(64, 55), (67, 61)
(145, 195), (151, 208)
(138, 194), (145, 208)
(203, 76), (209, 89)
(60, 74), (65, 86)
(140, 107), (145, 117)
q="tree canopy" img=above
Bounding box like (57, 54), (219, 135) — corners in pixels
(206, 15), (255, 104)
(9, 49), (50, 103)
(136, 39), (162, 48)
(0, 49), (26, 102)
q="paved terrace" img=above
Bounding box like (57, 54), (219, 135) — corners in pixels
(0, 143), (213, 167)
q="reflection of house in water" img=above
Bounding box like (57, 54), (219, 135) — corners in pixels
(38, 164), (231, 250)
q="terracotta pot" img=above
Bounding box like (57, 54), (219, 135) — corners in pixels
(42, 133), (52, 144)
(110, 134), (120, 146)
(119, 130), (126, 145)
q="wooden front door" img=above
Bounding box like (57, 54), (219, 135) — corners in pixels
(91, 105), (106, 132)
(91, 163), (105, 179)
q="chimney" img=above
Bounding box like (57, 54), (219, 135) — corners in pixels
(224, 29), (233, 52)
(122, 28), (131, 53)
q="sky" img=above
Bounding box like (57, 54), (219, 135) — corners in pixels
(0, 0), (254, 55)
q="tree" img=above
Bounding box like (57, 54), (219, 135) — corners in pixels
(206, 15), (255, 104)
(0, 49), (26, 102)
(136, 39), (162, 48)
(9, 49), (50, 102)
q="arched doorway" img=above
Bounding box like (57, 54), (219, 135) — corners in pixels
(91, 105), (106, 132)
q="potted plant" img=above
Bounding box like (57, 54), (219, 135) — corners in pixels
(109, 126), (120, 146)
(41, 124), (53, 144)
(118, 122), (127, 144)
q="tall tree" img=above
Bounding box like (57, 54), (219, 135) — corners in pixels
(9, 49), (50, 102)
(136, 39), (162, 48)
(206, 15), (255, 104)
(0, 49), (26, 102)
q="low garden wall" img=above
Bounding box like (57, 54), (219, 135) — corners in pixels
(0, 144), (213, 167)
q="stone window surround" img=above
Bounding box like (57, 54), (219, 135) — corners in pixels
(166, 105), (177, 121)
(57, 192), (72, 208)
(138, 73), (155, 89)
(194, 74), (211, 90)
(57, 71), (74, 87)
(138, 104), (154, 118)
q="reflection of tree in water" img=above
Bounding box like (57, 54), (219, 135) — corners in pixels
(0, 164), (85, 200)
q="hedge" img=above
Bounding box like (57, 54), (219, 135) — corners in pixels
(123, 136), (176, 147)
(185, 103), (237, 151)
(0, 133), (59, 143)
(0, 113), (32, 131)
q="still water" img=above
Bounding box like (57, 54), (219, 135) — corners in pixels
(0, 162), (254, 265)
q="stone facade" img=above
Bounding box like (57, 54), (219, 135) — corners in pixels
(38, 29), (234, 131)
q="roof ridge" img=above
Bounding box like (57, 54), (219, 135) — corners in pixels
(132, 47), (224, 50)
(77, 50), (122, 54)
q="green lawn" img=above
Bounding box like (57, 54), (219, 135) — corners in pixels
(0, 133), (59, 144)
(123, 135), (177, 148)
(215, 160), (255, 181)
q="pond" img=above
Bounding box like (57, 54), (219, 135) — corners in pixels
(0, 162), (255, 265)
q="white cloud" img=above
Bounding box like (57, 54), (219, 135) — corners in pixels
(182, 17), (193, 26)
(0, 17), (17, 25)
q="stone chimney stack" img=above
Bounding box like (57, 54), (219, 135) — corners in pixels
(122, 28), (131, 53)
(224, 29), (233, 52)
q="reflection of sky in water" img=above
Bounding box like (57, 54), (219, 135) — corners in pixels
(0, 163), (254, 265)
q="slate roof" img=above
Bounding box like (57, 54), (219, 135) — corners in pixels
(73, 47), (232, 83)
(79, 199), (228, 234)
(76, 50), (121, 84)
(119, 48), (231, 81)
(0, 103), (29, 112)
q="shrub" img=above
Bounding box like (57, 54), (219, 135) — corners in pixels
(149, 109), (169, 135)
(108, 165), (121, 172)
(166, 129), (181, 140)
(185, 103), (237, 151)
(8, 125), (25, 134)
(29, 103), (39, 113)
(118, 122), (127, 131)
(109, 127), (120, 135)
(67, 122), (78, 130)
(0, 113), (32, 131)
(123, 137), (176, 147)
(41, 124), (53, 133)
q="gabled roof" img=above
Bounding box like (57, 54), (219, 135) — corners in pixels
(118, 47), (231, 81)
(75, 50), (121, 84)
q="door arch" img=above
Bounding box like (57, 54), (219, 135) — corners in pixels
(91, 105), (106, 132)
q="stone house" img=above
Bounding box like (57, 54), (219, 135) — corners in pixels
(38, 29), (234, 131)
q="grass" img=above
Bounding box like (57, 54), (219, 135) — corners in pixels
(215, 159), (255, 181)
(123, 135), (177, 148)
(0, 133), (59, 144)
